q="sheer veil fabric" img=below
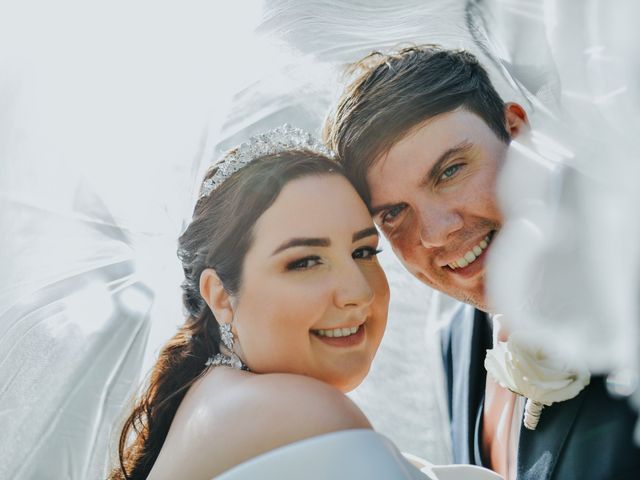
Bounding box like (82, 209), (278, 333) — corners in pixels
(1, 1), (638, 478)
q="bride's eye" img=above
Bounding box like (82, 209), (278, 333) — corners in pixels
(352, 246), (382, 260)
(286, 256), (322, 271)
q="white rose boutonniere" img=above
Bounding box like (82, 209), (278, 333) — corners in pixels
(484, 331), (591, 430)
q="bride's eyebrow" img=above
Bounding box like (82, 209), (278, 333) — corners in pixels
(271, 227), (378, 256)
(271, 237), (330, 255)
(352, 226), (378, 242)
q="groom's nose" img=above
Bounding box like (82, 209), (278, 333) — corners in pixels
(417, 203), (464, 249)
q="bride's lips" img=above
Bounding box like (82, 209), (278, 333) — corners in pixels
(311, 324), (366, 348)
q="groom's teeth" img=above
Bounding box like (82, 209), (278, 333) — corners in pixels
(448, 234), (493, 270)
(314, 326), (360, 338)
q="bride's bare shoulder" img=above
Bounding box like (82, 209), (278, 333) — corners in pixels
(197, 370), (372, 437)
(149, 370), (370, 479)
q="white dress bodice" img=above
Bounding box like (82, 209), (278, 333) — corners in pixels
(215, 429), (503, 480)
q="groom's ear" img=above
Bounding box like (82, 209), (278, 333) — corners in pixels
(504, 102), (529, 139)
(199, 268), (234, 325)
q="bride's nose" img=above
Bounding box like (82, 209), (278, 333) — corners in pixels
(333, 260), (374, 309)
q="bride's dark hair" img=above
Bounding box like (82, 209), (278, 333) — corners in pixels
(110, 150), (343, 479)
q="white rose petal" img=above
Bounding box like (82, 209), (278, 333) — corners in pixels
(485, 330), (590, 406)
(484, 343), (520, 392)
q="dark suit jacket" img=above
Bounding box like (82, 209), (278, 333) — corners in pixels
(440, 303), (640, 479)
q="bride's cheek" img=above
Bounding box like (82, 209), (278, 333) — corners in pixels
(366, 265), (390, 304)
(371, 273), (390, 333)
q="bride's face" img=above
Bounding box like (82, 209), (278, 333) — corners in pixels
(232, 174), (389, 391)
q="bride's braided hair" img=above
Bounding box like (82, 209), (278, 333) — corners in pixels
(110, 150), (342, 479)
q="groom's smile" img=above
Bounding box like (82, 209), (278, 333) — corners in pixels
(442, 230), (496, 276)
(365, 108), (521, 311)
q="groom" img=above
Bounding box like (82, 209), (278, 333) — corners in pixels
(324, 46), (640, 479)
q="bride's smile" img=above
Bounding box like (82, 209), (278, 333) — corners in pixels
(311, 323), (366, 347)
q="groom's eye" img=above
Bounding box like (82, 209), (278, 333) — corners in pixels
(440, 163), (463, 181)
(380, 204), (406, 226)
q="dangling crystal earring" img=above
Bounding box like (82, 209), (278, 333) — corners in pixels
(205, 322), (249, 371)
(219, 322), (234, 351)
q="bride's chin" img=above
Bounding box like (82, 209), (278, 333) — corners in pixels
(339, 377), (366, 393)
(327, 365), (371, 393)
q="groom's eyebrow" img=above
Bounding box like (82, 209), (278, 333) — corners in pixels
(422, 141), (474, 186)
(272, 237), (330, 255)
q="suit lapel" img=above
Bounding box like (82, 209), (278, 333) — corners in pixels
(468, 307), (492, 459)
(447, 304), (474, 463)
(448, 306), (492, 464)
(516, 387), (586, 480)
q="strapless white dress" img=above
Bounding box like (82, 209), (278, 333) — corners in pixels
(214, 429), (502, 480)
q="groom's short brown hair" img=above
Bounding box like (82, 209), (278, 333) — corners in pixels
(323, 45), (510, 206)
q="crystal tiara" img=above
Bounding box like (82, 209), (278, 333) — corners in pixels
(200, 124), (334, 198)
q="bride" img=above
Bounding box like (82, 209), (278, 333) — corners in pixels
(109, 126), (500, 480)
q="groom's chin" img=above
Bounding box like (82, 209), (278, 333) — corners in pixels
(450, 286), (491, 313)
(461, 294), (491, 313)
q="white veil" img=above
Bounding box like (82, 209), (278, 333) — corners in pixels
(1, 1), (638, 478)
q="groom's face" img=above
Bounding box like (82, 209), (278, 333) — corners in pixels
(366, 108), (512, 311)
